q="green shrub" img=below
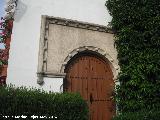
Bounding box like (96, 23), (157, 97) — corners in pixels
(0, 85), (88, 120)
(106, 0), (160, 112)
(113, 109), (160, 120)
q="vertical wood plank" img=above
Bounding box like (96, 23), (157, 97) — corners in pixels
(82, 56), (89, 100)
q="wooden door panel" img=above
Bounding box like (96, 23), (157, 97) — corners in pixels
(65, 54), (115, 120)
(97, 101), (103, 120)
(89, 57), (98, 101)
(91, 101), (98, 120)
(96, 60), (104, 100)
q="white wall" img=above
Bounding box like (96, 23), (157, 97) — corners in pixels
(7, 0), (112, 92)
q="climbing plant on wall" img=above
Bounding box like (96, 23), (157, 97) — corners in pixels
(106, 0), (160, 112)
(0, 18), (13, 66)
(0, 0), (17, 66)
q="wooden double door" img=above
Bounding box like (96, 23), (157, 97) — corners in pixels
(64, 54), (115, 120)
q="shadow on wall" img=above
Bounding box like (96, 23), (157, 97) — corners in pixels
(14, 0), (27, 22)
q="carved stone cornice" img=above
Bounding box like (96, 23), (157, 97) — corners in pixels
(45, 16), (113, 34)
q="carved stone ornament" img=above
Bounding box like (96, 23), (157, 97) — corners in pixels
(37, 16), (119, 84)
(4, 0), (18, 20)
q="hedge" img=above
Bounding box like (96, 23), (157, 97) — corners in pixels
(112, 109), (160, 120)
(0, 85), (88, 120)
(106, 0), (160, 112)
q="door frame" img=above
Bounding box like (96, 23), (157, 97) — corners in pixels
(60, 46), (120, 81)
(62, 48), (119, 114)
(61, 46), (119, 84)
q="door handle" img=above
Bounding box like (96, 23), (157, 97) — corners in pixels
(90, 93), (93, 104)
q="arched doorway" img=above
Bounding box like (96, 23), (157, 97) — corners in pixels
(64, 52), (115, 120)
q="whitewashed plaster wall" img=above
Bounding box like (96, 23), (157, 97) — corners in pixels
(7, 0), (112, 92)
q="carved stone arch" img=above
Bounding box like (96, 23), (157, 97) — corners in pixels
(61, 46), (119, 83)
(62, 46), (120, 117)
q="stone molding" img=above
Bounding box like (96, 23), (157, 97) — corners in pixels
(37, 16), (118, 85)
(46, 15), (113, 33)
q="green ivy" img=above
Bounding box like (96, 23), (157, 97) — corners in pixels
(112, 108), (160, 120)
(106, 0), (160, 112)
